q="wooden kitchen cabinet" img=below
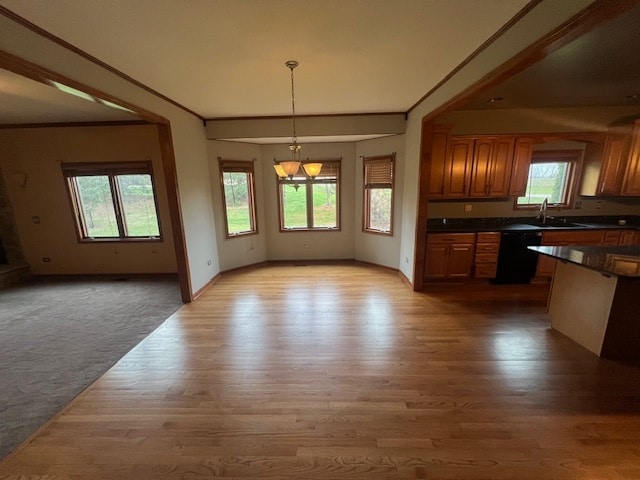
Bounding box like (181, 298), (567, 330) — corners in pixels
(621, 120), (640, 195)
(424, 233), (475, 279)
(602, 230), (622, 246)
(536, 230), (606, 277)
(474, 232), (501, 278)
(427, 125), (452, 198)
(619, 230), (639, 245)
(599, 134), (632, 194)
(443, 138), (474, 197)
(508, 137), (534, 196)
(468, 137), (515, 198)
(427, 129), (529, 199)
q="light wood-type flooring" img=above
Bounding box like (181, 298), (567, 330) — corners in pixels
(2, 262), (640, 479)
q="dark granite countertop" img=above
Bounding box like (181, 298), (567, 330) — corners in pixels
(427, 216), (640, 233)
(529, 245), (640, 278)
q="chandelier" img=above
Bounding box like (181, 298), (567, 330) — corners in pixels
(273, 60), (322, 180)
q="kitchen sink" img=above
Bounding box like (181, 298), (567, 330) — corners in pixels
(527, 221), (591, 229)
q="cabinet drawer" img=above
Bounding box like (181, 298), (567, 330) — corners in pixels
(475, 242), (499, 253)
(476, 232), (500, 243)
(475, 263), (497, 278)
(542, 230), (604, 245)
(475, 252), (498, 263)
(427, 233), (476, 244)
(602, 230), (621, 245)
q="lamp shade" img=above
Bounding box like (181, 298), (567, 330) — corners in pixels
(280, 161), (301, 177)
(302, 163), (322, 178)
(273, 164), (287, 178)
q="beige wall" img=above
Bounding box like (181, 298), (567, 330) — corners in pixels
(1, 13), (218, 295)
(261, 142), (357, 261)
(208, 140), (267, 272)
(0, 125), (177, 274)
(355, 135), (406, 269)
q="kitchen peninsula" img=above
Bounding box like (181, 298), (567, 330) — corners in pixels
(530, 245), (640, 360)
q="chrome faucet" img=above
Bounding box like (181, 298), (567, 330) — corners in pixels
(538, 198), (548, 224)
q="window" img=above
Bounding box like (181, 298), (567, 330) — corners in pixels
(363, 154), (395, 235)
(62, 162), (161, 241)
(277, 160), (340, 231)
(516, 150), (581, 208)
(218, 158), (258, 238)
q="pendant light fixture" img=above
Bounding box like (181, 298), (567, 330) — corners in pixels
(273, 60), (322, 180)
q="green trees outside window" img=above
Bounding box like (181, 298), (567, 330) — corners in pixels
(63, 162), (161, 241)
(363, 154), (395, 235)
(277, 160), (340, 231)
(219, 159), (258, 238)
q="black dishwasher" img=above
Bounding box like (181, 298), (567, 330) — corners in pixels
(491, 231), (543, 284)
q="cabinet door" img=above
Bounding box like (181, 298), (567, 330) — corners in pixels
(599, 134), (631, 194)
(508, 137), (533, 196)
(488, 136), (515, 197)
(444, 138), (474, 197)
(427, 126), (451, 198)
(447, 244), (475, 278)
(424, 244), (448, 279)
(621, 121), (640, 196)
(619, 230), (638, 245)
(469, 138), (493, 197)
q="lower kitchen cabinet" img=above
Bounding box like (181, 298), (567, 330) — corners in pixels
(424, 233), (475, 279)
(474, 232), (501, 278)
(619, 229), (639, 245)
(536, 230), (607, 277)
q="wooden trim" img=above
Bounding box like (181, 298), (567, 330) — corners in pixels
(0, 7), (203, 121)
(0, 50), (169, 125)
(413, 0), (637, 291)
(362, 153), (396, 236)
(156, 123), (192, 303)
(416, 0), (639, 121)
(398, 269), (413, 289)
(408, 0), (543, 113)
(217, 158), (259, 239)
(191, 272), (222, 300)
(413, 120), (439, 291)
(0, 120), (150, 129)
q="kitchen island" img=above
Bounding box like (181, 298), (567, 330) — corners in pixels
(529, 245), (640, 360)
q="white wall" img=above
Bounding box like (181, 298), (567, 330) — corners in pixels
(354, 135), (405, 269)
(261, 142), (356, 261)
(208, 140), (267, 271)
(1, 14), (219, 294)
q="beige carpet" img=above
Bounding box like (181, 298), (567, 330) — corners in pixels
(0, 274), (183, 459)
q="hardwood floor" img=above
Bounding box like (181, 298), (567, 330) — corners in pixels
(2, 262), (639, 479)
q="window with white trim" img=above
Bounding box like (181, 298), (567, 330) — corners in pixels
(516, 150), (580, 209)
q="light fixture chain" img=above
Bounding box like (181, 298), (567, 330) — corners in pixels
(290, 63), (297, 144)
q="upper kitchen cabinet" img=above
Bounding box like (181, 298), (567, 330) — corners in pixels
(468, 136), (515, 198)
(621, 120), (640, 195)
(427, 128), (528, 199)
(580, 119), (640, 197)
(508, 137), (534, 197)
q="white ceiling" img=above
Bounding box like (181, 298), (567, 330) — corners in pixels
(1, 1), (639, 129)
(0, 0), (530, 122)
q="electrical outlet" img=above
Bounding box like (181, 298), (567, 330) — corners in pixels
(464, 204), (472, 212)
